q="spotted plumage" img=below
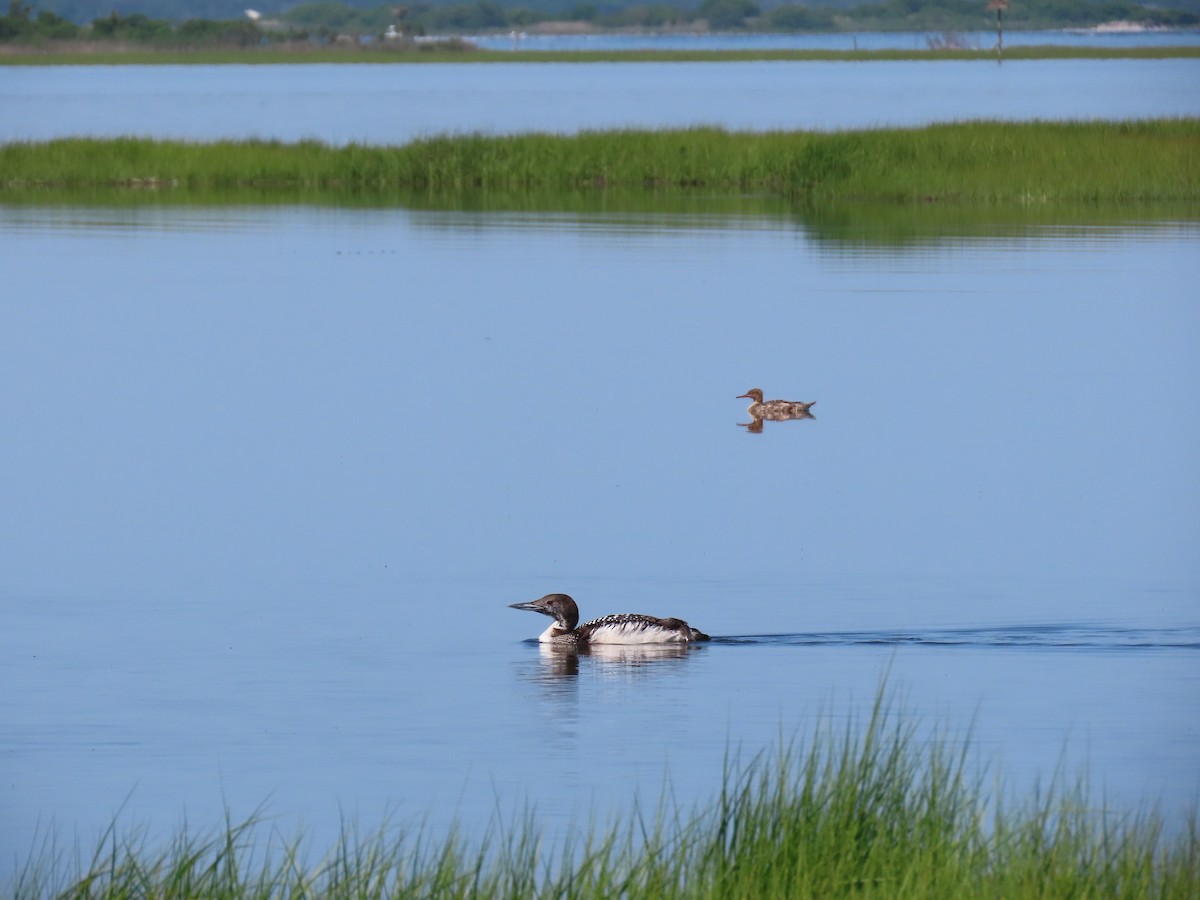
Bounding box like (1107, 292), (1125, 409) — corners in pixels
(509, 593), (710, 645)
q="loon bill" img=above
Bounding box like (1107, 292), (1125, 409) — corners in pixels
(509, 593), (710, 646)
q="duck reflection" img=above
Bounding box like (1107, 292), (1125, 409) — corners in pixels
(736, 388), (816, 432)
(738, 412), (815, 432)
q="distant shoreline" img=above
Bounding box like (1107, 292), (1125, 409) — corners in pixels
(2, 43), (1199, 65)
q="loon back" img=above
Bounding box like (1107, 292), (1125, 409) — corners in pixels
(579, 613), (710, 645)
(509, 593), (710, 645)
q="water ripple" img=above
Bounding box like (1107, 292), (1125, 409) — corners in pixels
(711, 624), (1200, 651)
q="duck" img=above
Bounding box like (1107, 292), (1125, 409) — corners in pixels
(736, 388), (816, 420)
(509, 593), (710, 646)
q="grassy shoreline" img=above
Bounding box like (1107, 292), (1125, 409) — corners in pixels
(2, 120), (1197, 204)
(2, 44), (1199, 65)
(13, 697), (1198, 899)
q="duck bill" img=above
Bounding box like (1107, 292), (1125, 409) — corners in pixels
(736, 392), (753, 399)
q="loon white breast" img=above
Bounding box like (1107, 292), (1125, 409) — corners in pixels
(509, 593), (710, 646)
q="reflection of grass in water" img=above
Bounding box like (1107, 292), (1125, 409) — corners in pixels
(1, 190), (1194, 250)
(0, 184), (800, 218)
(2, 120), (1198, 204)
(15, 690), (1198, 899)
(796, 200), (1200, 247)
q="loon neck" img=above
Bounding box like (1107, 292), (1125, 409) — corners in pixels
(538, 622), (579, 644)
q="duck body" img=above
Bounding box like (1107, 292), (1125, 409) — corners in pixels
(510, 593), (710, 645)
(737, 388), (816, 420)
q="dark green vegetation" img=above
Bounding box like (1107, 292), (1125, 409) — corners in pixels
(13, 696), (1199, 898)
(0, 0), (472, 48)
(3, 0), (1198, 51)
(0, 0), (268, 44)
(2, 120), (1197, 205)
(273, 0), (1199, 37)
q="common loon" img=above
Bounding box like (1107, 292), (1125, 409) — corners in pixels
(737, 388), (816, 420)
(510, 593), (710, 645)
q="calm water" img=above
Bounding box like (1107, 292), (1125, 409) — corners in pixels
(1, 201), (1198, 879)
(2, 59), (1198, 144)
(3, 53), (1200, 880)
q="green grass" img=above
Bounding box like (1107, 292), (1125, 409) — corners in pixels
(2, 120), (1198, 204)
(2, 44), (1199, 65)
(12, 693), (1198, 898)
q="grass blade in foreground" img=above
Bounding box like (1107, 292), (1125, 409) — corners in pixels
(2, 119), (1197, 204)
(13, 693), (1199, 898)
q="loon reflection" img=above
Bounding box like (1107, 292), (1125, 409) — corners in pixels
(737, 388), (817, 421)
(510, 593), (710, 645)
(522, 642), (702, 692)
(536, 642), (698, 675)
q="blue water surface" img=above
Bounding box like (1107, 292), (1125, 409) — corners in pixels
(1, 204), (1197, 882)
(2, 58), (1198, 144)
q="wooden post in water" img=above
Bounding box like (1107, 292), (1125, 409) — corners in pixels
(987, 0), (1009, 60)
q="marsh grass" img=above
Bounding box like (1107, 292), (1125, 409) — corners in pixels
(3, 120), (1197, 204)
(13, 693), (1199, 899)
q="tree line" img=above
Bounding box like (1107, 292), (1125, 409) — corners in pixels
(1, 0), (271, 41)
(3, 0), (1196, 44)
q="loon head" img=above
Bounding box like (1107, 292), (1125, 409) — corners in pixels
(737, 388), (764, 402)
(509, 593), (580, 631)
